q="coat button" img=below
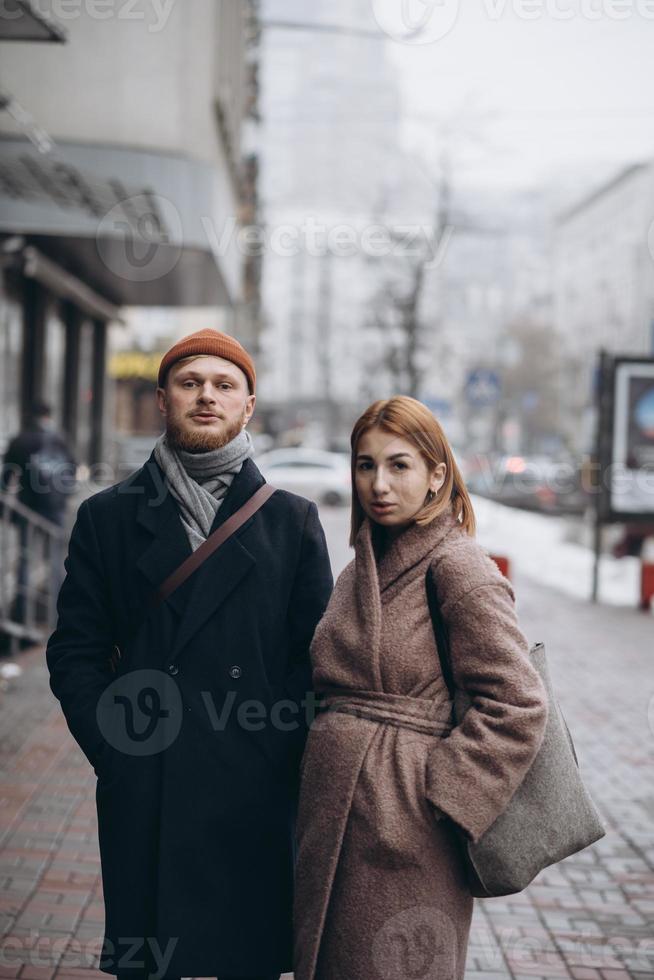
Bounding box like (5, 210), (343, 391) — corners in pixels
(167, 664), (179, 675)
(229, 665), (242, 679)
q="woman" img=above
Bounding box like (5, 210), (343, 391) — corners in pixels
(293, 396), (549, 980)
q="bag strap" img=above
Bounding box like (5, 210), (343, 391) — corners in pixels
(425, 567), (455, 699)
(155, 483), (277, 605)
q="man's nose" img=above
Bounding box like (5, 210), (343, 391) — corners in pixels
(197, 384), (216, 401)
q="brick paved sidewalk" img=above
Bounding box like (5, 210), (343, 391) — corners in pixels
(0, 572), (652, 980)
(464, 573), (654, 980)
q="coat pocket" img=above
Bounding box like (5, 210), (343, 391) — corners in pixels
(357, 732), (433, 870)
(94, 742), (123, 792)
(93, 741), (111, 779)
(411, 737), (445, 823)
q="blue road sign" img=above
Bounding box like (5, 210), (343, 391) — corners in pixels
(465, 369), (501, 407)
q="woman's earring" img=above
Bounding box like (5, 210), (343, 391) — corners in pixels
(426, 489), (436, 502)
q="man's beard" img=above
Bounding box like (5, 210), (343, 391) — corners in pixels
(166, 407), (247, 453)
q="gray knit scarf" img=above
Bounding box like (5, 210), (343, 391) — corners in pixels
(153, 428), (254, 552)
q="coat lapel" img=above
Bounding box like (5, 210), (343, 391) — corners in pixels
(134, 454), (194, 619)
(168, 458), (265, 663)
(353, 519), (384, 689)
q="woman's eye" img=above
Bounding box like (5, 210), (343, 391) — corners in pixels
(356, 462), (372, 471)
(393, 462), (407, 470)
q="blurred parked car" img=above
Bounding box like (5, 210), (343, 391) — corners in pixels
(465, 454), (587, 515)
(255, 448), (351, 506)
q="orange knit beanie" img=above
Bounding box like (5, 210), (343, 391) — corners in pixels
(157, 329), (256, 393)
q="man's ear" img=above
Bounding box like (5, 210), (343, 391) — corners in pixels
(243, 394), (256, 426)
(156, 387), (167, 415)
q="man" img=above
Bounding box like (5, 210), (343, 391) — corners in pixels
(1, 402), (76, 628)
(46, 329), (333, 980)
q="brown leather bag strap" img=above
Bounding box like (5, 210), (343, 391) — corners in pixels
(155, 483), (276, 605)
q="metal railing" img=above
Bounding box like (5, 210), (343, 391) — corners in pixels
(0, 491), (66, 654)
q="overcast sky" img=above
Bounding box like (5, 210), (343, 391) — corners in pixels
(371, 2), (654, 197)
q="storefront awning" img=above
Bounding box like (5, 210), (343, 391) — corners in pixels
(0, 136), (242, 307)
(22, 245), (124, 323)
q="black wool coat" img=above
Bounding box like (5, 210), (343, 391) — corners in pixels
(45, 454), (333, 978)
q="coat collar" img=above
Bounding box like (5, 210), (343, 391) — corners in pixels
(346, 508), (459, 690)
(133, 455), (193, 618)
(356, 507), (460, 594)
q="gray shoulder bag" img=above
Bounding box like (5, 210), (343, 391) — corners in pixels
(426, 570), (606, 898)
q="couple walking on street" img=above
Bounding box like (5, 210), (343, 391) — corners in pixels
(46, 328), (551, 980)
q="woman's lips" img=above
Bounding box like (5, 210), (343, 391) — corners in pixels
(371, 502), (395, 512)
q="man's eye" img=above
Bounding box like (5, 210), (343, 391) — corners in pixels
(218, 383), (232, 390)
(356, 462), (372, 471)
(183, 381), (197, 387)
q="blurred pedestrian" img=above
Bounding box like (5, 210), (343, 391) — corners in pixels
(46, 329), (333, 980)
(0, 401), (76, 628)
(294, 396), (548, 980)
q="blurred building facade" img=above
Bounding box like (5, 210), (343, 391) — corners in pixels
(256, 1), (561, 453)
(256, 0), (405, 444)
(417, 187), (555, 451)
(0, 0), (256, 462)
(553, 161), (654, 451)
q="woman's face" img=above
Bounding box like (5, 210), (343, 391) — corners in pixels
(354, 427), (446, 533)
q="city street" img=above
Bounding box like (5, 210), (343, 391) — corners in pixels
(0, 504), (653, 980)
(3, 3), (654, 979)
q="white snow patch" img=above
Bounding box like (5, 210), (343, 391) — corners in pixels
(472, 495), (645, 609)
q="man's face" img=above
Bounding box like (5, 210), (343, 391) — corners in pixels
(156, 355), (255, 453)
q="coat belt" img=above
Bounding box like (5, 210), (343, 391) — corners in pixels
(317, 688), (454, 737)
